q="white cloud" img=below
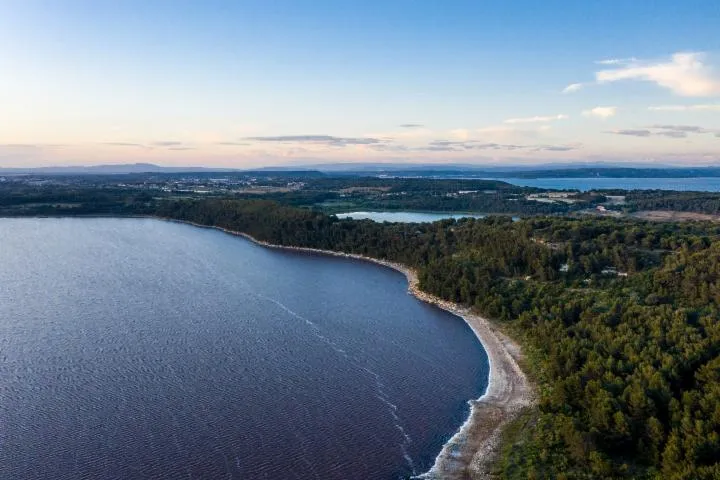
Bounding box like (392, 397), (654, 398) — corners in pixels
(504, 114), (568, 124)
(595, 57), (637, 65)
(583, 106), (617, 119)
(449, 128), (470, 140)
(649, 104), (720, 111)
(562, 83), (583, 94)
(595, 52), (720, 97)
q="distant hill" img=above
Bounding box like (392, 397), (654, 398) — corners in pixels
(3, 162), (720, 178)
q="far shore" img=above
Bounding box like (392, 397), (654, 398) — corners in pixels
(168, 218), (535, 480)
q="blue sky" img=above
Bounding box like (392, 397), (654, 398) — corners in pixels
(2, 0), (720, 167)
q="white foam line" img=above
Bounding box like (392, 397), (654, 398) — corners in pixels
(411, 371), (491, 479)
(373, 378), (416, 475)
(255, 293), (417, 474)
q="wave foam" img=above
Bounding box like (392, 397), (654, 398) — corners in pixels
(255, 293), (417, 475)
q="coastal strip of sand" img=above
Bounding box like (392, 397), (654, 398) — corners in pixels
(170, 219), (535, 480)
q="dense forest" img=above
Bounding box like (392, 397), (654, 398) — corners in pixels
(154, 198), (720, 479)
(626, 190), (720, 215)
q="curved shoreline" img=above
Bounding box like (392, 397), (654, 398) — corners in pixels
(168, 219), (535, 479)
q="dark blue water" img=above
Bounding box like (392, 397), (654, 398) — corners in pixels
(496, 176), (720, 192)
(0, 218), (488, 480)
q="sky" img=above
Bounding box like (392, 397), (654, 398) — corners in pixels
(2, 0), (720, 168)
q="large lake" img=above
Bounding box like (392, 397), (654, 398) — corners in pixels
(496, 176), (720, 192)
(0, 218), (487, 479)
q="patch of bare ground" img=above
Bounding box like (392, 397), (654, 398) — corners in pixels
(632, 210), (720, 222)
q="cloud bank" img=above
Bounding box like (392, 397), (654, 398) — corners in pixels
(606, 124), (720, 138)
(596, 52), (720, 97)
(245, 135), (382, 146)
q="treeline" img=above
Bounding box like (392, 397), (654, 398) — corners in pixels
(303, 177), (523, 193)
(155, 198), (720, 479)
(254, 189), (576, 214)
(247, 176), (577, 214)
(627, 190), (720, 215)
(0, 184), (154, 216)
(346, 192), (576, 215)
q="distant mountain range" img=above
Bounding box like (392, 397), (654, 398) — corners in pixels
(3, 162), (720, 178)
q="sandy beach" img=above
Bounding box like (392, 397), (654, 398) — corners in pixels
(171, 219), (535, 479)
